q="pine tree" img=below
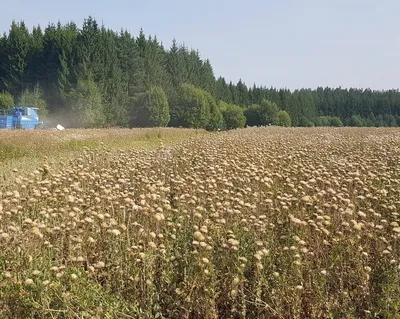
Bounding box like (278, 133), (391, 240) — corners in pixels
(199, 59), (215, 94)
(3, 17), (400, 128)
(0, 33), (8, 92)
(229, 81), (239, 105)
(236, 79), (250, 106)
(166, 39), (188, 89)
(3, 21), (31, 96)
(215, 77), (232, 103)
(24, 25), (43, 88)
(40, 22), (78, 114)
(97, 27), (129, 127)
(136, 31), (170, 91)
(76, 17), (101, 79)
(186, 49), (203, 88)
(116, 29), (140, 106)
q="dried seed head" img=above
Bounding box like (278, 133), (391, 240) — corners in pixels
(25, 278), (34, 286)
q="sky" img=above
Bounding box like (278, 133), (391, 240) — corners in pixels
(1, 0), (399, 91)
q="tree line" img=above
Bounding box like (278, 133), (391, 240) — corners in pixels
(0, 17), (400, 129)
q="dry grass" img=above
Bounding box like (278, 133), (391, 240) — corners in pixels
(1, 126), (400, 318)
(0, 128), (205, 189)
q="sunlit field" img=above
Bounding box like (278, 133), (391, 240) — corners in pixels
(0, 128), (205, 189)
(1, 127), (400, 319)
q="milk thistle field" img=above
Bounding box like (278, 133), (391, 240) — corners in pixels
(0, 127), (400, 318)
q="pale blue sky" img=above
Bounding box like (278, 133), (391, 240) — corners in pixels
(1, 0), (399, 90)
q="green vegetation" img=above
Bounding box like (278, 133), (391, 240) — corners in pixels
(170, 83), (211, 128)
(68, 78), (106, 128)
(133, 86), (170, 127)
(17, 84), (48, 116)
(244, 99), (283, 126)
(204, 91), (224, 131)
(0, 92), (14, 111)
(315, 116), (344, 127)
(276, 110), (292, 127)
(1, 17), (400, 128)
(221, 103), (246, 129)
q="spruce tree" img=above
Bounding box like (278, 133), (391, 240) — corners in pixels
(3, 21), (31, 96)
(2, 16), (400, 128)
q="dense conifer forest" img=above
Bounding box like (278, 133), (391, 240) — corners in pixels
(1, 17), (400, 128)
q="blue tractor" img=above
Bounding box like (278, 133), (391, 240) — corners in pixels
(0, 106), (43, 130)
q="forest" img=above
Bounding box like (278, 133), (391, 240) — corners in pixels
(1, 17), (400, 129)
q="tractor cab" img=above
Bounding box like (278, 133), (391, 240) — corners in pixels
(0, 106), (42, 129)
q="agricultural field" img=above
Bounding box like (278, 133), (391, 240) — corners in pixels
(0, 128), (204, 188)
(0, 127), (400, 319)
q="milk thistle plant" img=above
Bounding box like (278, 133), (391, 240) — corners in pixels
(0, 126), (400, 318)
